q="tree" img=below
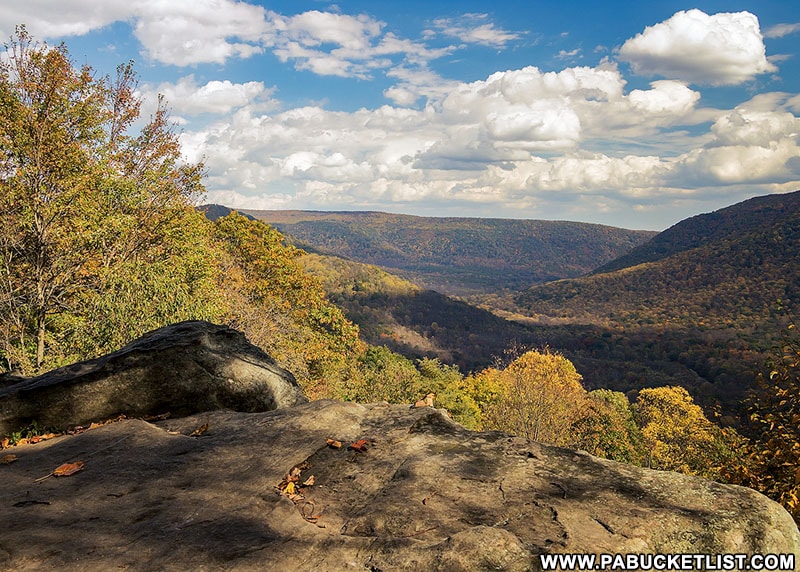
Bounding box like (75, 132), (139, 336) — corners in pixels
(212, 212), (362, 396)
(732, 323), (800, 521)
(415, 358), (480, 429)
(0, 27), (219, 372)
(478, 350), (586, 446)
(572, 389), (646, 465)
(341, 345), (421, 404)
(634, 386), (736, 479)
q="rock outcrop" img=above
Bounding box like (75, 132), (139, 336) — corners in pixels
(0, 321), (306, 437)
(1, 400), (797, 571)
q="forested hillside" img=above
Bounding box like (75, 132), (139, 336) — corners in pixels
(593, 190), (800, 274)
(516, 190), (800, 330)
(238, 209), (656, 296)
(510, 190), (800, 415)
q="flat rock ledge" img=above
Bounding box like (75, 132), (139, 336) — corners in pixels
(0, 321), (307, 437)
(1, 400), (797, 571)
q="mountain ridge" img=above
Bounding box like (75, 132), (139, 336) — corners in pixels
(592, 190), (800, 275)
(230, 207), (657, 296)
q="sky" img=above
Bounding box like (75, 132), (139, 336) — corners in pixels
(1, 1), (799, 230)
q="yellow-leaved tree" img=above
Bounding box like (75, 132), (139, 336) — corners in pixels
(634, 386), (737, 479)
(729, 323), (800, 522)
(477, 349), (587, 446)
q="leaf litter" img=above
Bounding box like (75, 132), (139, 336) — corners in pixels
(276, 436), (375, 526)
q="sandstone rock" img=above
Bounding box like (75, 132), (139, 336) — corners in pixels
(0, 321), (306, 437)
(0, 400), (797, 571)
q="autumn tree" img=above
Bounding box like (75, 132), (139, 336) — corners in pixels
(634, 386), (737, 479)
(478, 349), (587, 446)
(0, 27), (219, 372)
(212, 212), (362, 396)
(731, 323), (800, 521)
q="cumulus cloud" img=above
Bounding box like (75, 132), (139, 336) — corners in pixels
(0, 1), (454, 78)
(0, 0), (132, 38)
(628, 81), (699, 115)
(669, 94), (800, 186)
(140, 76), (276, 118)
(619, 9), (777, 85)
(0, 0), (270, 65)
(182, 62), (740, 217)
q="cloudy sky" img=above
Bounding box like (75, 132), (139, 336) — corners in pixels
(2, 1), (799, 229)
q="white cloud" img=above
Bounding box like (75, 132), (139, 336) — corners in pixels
(183, 62), (755, 216)
(132, 2), (268, 67)
(0, 2), (452, 78)
(429, 13), (521, 48)
(0, 0), (132, 38)
(0, 0), (271, 65)
(619, 9), (777, 85)
(628, 81), (699, 115)
(669, 94), (800, 185)
(140, 75), (275, 117)
(764, 22), (800, 39)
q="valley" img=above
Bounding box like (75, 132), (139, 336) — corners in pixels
(206, 190), (800, 423)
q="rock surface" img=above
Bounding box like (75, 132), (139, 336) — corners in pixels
(0, 321), (306, 437)
(1, 400), (797, 571)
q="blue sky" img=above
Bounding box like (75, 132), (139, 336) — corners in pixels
(1, 1), (799, 229)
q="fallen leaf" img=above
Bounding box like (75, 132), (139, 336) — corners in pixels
(0, 454), (17, 465)
(302, 475), (315, 487)
(30, 433), (58, 444)
(349, 439), (371, 452)
(289, 462), (308, 478)
(284, 481), (296, 495)
(53, 461), (85, 477)
(35, 460), (86, 482)
(190, 423), (209, 437)
(326, 438), (342, 449)
(1, 437), (8, 449)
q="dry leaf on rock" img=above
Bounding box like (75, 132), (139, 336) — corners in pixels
(0, 454), (18, 465)
(54, 461), (85, 477)
(348, 439), (371, 452)
(326, 438), (342, 449)
(190, 423), (209, 437)
(35, 460), (85, 482)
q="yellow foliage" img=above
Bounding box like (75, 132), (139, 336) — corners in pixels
(635, 386), (735, 479)
(477, 350), (587, 446)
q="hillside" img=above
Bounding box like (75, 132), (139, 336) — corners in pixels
(516, 190), (800, 329)
(299, 252), (535, 371)
(509, 190), (800, 416)
(237, 209), (656, 296)
(593, 190), (800, 274)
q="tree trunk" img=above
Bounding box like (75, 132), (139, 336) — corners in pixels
(36, 307), (46, 370)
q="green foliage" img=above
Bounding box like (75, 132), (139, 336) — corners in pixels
(0, 27), (219, 372)
(415, 358), (481, 430)
(339, 345), (421, 404)
(211, 212), (362, 396)
(572, 390), (646, 465)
